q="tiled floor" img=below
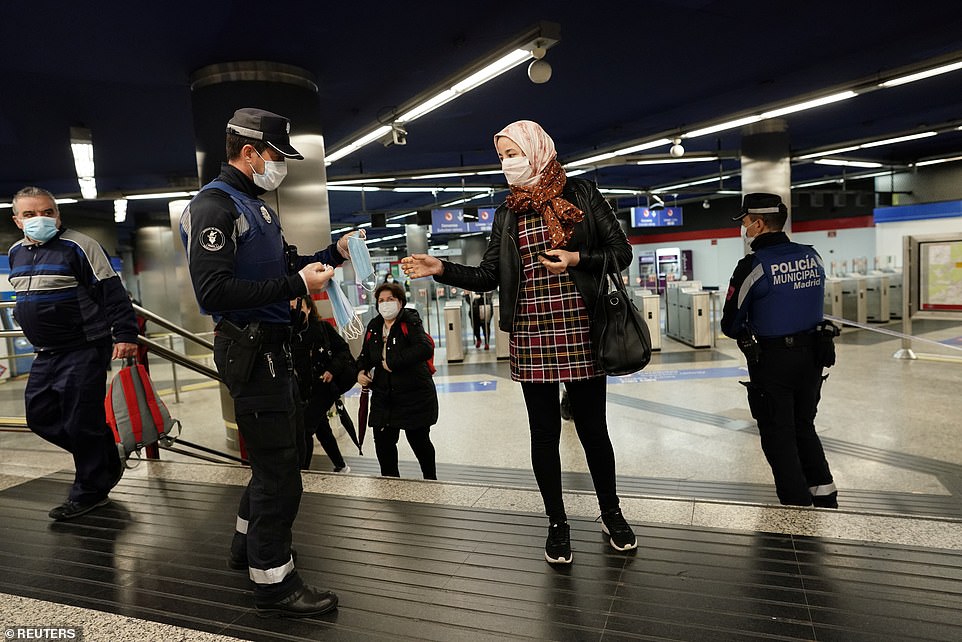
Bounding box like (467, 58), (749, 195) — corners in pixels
(0, 317), (960, 640)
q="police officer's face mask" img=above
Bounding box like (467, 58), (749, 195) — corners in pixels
(741, 218), (759, 242)
(249, 149), (288, 191)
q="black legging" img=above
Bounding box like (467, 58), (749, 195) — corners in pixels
(520, 376), (619, 523)
(373, 425), (437, 479)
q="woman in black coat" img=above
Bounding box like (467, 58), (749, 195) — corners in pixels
(290, 297), (356, 472)
(356, 282), (438, 479)
(401, 119), (636, 565)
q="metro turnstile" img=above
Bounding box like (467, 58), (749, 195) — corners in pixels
(443, 301), (464, 362)
(841, 276), (867, 325)
(665, 285), (711, 348)
(637, 292), (662, 351)
(865, 274), (890, 323)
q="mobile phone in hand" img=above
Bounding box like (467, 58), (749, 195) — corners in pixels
(538, 251), (561, 263)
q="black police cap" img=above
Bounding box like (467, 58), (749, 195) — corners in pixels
(227, 108), (303, 160)
(731, 192), (787, 221)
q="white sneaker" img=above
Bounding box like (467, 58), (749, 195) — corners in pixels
(333, 465), (351, 474)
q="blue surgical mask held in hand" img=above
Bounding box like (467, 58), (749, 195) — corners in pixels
(23, 216), (58, 243)
(348, 234), (377, 290)
(325, 278), (363, 339)
(249, 149), (288, 191)
(378, 300), (400, 321)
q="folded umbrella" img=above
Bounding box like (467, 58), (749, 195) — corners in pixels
(334, 397), (361, 455)
(356, 387), (370, 455)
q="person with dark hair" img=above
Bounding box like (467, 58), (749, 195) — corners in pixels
(290, 296), (355, 472)
(8, 186), (138, 521)
(180, 107), (357, 617)
(721, 192), (838, 509)
(356, 282), (438, 480)
(468, 290), (493, 350)
(401, 120), (637, 565)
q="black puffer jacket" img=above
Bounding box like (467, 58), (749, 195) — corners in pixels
(435, 177), (631, 331)
(356, 307), (439, 429)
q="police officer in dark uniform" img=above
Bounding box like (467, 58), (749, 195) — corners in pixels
(180, 107), (354, 617)
(721, 193), (839, 509)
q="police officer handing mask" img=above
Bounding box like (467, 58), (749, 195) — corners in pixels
(181, 108), (359, 617)
(721, 193), (839, 509)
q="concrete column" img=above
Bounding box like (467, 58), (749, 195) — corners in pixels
(741, 118), (792, 233)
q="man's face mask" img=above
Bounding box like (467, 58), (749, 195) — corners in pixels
(23, 215), (59, 243)
(249, 148), (288, 191)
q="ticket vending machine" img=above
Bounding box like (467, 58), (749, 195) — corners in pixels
(655, 248), (693, 293)
(637, 251), (657, 290)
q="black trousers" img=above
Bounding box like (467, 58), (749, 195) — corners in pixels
(302, 391), (346, 470)
(25, 340), (116, 504)
(745, 344), (834, 506)
(215, 335), (303, 601)
(520, 376), (619, 523)
(373, 425), (437, 479)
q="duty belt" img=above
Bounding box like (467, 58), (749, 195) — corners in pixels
(757, 332), (815, 348)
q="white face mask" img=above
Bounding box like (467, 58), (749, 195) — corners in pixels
(378, 300), (400, 320)
(501, 156), (534, 186)
(249, 149), (288, 191)
(741, 218), (758, 242)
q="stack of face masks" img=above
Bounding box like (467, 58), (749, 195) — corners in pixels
(348, 233), (377, 291)
(325, 279), (364, 339)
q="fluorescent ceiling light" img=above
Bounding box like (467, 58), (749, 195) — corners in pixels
(636, 156), (719, 165)
(566, 169), (588, 176)
(760, 91), (857, 119)
(565, 138), (671, 169)
(795, 146), (860, 160)
(915, 154), (962, 167)
(368, 233), (406, 243)
(327, 22), (559, 165)
(125, 191), (196, 200)
(880, 60), (962, 87)
(814, 158), (883, 168)
(683, 116), (762, 139)
(327, 178), (396, 185)
(410, 171), (475, 180)
(795, 131), (938, 160)
(113, 199), (128, 223)
(656, 174), (736, 191)
(860, 131), (937, 148)
(327, 185), (382, 192)
(70, 127), (97, 199)
(600, 188), (644, 195)
(326, 125), (392, 164)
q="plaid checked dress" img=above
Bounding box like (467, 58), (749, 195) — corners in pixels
(510, 210), (601, 383)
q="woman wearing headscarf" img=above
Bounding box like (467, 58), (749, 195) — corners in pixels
(401, 120), (635, 564)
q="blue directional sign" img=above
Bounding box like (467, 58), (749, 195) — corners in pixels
(631, 206), (683, 228)
(467, 207), (496, 232)
(432, 208), (467, 233)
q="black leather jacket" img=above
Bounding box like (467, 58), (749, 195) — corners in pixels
(436, 177), (631, 331)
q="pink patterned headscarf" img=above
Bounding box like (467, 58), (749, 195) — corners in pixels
(493, 120), (556, 186)
(494, 120), (584, 248)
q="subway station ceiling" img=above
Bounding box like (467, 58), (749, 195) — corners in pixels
(3, 1), (962, 246)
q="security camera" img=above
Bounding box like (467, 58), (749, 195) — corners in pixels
(391, 124), (407, 146)
(669, 138), (684, 157)
(528, 59), (552, 84)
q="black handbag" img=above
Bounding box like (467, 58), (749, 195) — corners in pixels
(591, 251), (653, 375)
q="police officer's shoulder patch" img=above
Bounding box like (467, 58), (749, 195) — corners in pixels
(260, 206), (272, 223)
(200, 227), (226, 251)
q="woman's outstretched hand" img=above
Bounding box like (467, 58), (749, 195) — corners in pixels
(401, 254), (443, 279)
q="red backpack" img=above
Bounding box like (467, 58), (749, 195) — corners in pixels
(106, 361), (179, 467)
(400, 321), (436, 375)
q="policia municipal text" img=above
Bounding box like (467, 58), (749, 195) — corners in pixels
(721, 193), (840, 509)
(180, 108), (354, 617)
